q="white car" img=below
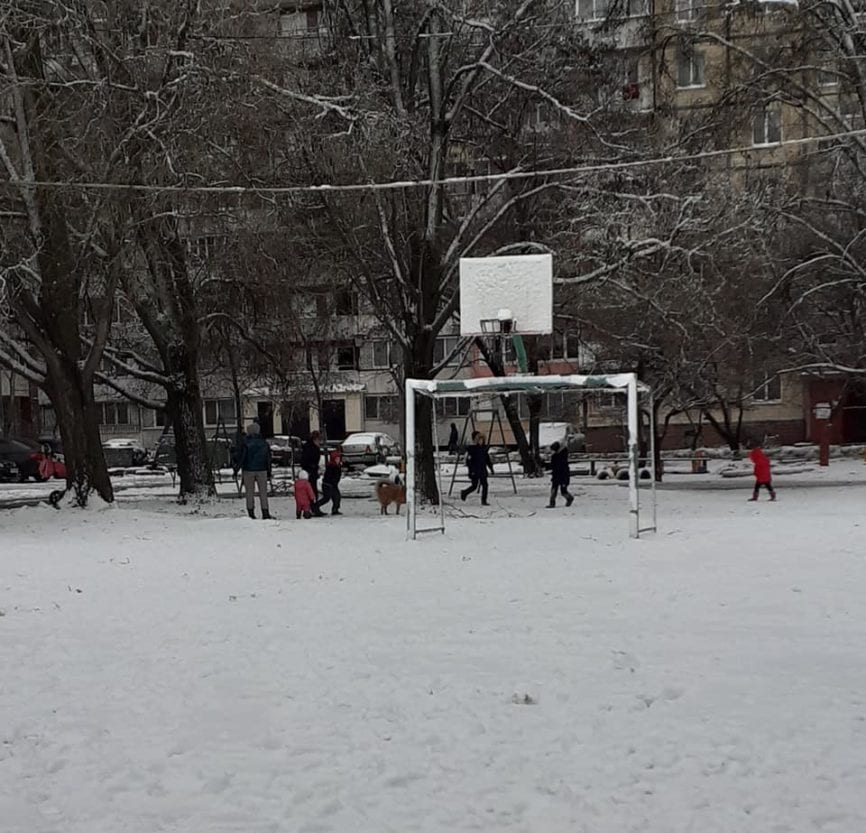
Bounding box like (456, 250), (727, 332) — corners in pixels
(340, 432), (399, 470)
(102, 438), (148, 466)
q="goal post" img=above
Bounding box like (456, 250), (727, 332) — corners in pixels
(405, 373), (657, 540)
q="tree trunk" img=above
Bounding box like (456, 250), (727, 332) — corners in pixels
(46, 365), (114, 506)
(165, 344), (215, 502)
(528, 394), (543, 472)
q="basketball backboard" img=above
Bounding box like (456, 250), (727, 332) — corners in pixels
(459, 254), (553, 336)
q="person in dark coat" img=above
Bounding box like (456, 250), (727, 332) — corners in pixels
(448, 422), (459, 456)
(316, 448), (343, 516)
(300, 430), (323, 500)
(748, 446), (776, 501)
(547, 441), (574, 508)
(460, 432), (494, 505)
(238, 422), (272, 519)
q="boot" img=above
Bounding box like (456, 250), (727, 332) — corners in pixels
(262, 509), (271, 520)
(545, 502), (556, 509)
(460, 490), (467, 502)
(331, 509), (342, 516)
(247, 508), (256, 519)
(747, 496), (758, 502)
(565, 494), (574, 507)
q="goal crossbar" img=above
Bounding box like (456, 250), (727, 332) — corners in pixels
(405, 373), (656, 540)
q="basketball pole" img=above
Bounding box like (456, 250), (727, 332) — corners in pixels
(405, 379), (417, 540)
(627, 374), (640, 539)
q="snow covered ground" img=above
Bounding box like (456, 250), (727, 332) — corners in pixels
(2, 469), (865, 832)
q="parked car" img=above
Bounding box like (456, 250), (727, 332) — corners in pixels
(268, 435), (302, 467)
(0, 436), (63, 482)
(0, 456), (17, 482)
(538, 422), (585, 466)
(339, 432), (399, 470)
(102, 438), (148, 467)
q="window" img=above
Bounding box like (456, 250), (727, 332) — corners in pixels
(752, 376), (782, 402)
(564, 333), (581, 360)
(337, 344), (357, 370)
(371, 340), (390, 369)
(335, 288), (358, 316)
(752, 104), (782, 145)
(98, 402), (130, 426)
(305, 7), (320, 30)
(818, 67), (837, 87)
(365, 395), (398, 422)
(675, 0), (699, 21)
(577, 0), (609, 21)
(433, 336), (462, 366)
(188, 235), (223, 262)
(677, 49), (705, 88)
(441, 397), (470, 417)
(204, 398), (237, 426)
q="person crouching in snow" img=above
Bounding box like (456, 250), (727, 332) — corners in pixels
(748, 445), (776, 501)
(294, 470), (318, 519)
(316, 449), (343, 516)
(547, 441), (575, 508)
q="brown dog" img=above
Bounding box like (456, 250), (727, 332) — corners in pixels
(376, 480), (406, 515)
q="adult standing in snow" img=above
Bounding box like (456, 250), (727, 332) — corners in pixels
(300, 430), (323, 500)
(460, 432), (494, 505)
(316, 448), (343, 516)
(448, 422), (459, 456)
(748, 445), (776, 501)
(239, 422), (272, 519)
(547, 441), (575, 508)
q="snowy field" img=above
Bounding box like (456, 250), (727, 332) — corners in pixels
(2, 471), (865, 832)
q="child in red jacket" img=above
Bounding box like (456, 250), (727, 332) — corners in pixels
(294, 470), (317, 519)
(748, 446), (776, 501)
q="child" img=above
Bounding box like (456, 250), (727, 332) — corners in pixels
(547, 441), (574, 508)
(294, 470), (317, 519)
(460, 432), (494, 506)
(748, 446), (776, 502)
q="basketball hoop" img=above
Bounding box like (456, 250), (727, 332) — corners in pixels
(479, 318), (502, 335)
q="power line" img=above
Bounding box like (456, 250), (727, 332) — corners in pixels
(1, 128), (863, 197)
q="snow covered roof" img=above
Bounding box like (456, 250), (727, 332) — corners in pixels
(409, 373), (650, 397)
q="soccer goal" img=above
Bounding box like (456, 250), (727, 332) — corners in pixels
(404, 373), (657, 540)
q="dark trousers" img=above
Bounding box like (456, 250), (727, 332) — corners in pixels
(752, 480), (776, 499)
(304, 469), (319, 500)
(317, 483), (341, 513)
(549, 483), (572, 505)
(462, 474), (488, 502)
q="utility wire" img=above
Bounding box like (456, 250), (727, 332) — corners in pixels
(0, 127), (863, 196)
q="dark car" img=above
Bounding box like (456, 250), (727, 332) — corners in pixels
(268, 435), (302, 468)
(0, 437), (47, 482)
(0, 456), (17, 482)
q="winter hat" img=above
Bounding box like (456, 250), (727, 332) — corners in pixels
(246, 422), (261, 436)
(298, 470), (309, 480)
(550, 441), (560, 451)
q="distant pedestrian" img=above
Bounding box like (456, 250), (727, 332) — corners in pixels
(300, 430), (323, 499)
(316, 448), (343, 516)
(460, 432), (494, 505)
(239, 422), (272, 519)
(748, 446), (776, 502)
(546, 442), (574, 508)
(448, 422), (459, 456)
(294, 470), (317, 519)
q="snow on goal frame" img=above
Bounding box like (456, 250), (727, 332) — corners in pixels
(404, 373), (658, 540)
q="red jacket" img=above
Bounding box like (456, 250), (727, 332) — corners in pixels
(294, 478), (316, 512)
(749, 448), (771, 482)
